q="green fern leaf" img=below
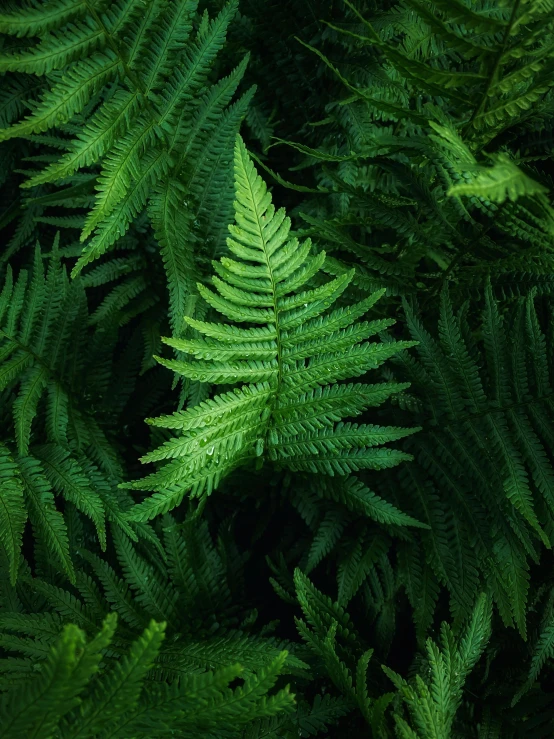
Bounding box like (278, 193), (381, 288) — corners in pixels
(0, 0), (89, 39)
(448, 154), (549, 204)
(124, 136), (417, 521)
(18, 455), (74, 582)
(0, 621), (89, 738)
(60, 619), (166, 738)
(0, 444), (27, 586)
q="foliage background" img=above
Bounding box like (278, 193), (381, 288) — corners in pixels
(3, 0), (554, 736)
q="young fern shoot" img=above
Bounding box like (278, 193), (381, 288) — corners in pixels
(125, 136), (419, 522)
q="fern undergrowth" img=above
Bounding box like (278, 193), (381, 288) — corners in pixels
(2, 0), (554, 737)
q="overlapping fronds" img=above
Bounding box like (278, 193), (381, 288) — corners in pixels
(389, 284), (554, 635)
(2, 1), (554, 736)
(261, 0), (554, 298)
(0, 611), (294, 738)
(0, 0), (251, 329)
(0, 239), (142, 584)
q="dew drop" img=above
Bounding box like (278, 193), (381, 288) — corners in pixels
(207, 446), (214, 455)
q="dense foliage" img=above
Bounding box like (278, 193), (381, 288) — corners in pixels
(2, 0), (554, 736)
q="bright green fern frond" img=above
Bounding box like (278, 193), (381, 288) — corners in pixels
(448, 153), (549, 204)
(0, 619), (101, 738)
(381, 594), (491, 738)
(124, 135), (418, 521)
(60, 618), (166, 738)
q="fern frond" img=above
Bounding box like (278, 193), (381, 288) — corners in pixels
(60, 618), (166, 738)
(18, 454), (74, 582)
(390, 284), (554, 632)
(0, 443), (27, 586)
(384, 594), (492, 738)
(0, 0), (247, 295)
(0, 240), (133, 573)
(0, 619), (101, 738)
(0, 0), (89, 39)
(124, 136), (417, 521)
(316, 476), (428, 529)
(448, 153), (549, 204)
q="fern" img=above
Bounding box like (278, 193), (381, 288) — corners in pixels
(0, 611), (294, 738)
(1, 512), (308, 678)
(447, 153), (549, 204)
(0, 0), (252, 329)
(3, 1), (554, 736)
(123, 135), (418, 522)
(0, 444), (27, 586)
(384, 593), (492, 738)
(338, 0), (554, 145)
(386, 284), (554, 635)
(258, 0), (554, 300)
(0, 238), (150, 582)
(0, 511), (308, 736)
(294, 569), (492, 736)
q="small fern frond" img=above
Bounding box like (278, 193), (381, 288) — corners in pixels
(384, 594), (492, 738)
(0, 443), (27, 586)
(448, 153), (549, 204)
